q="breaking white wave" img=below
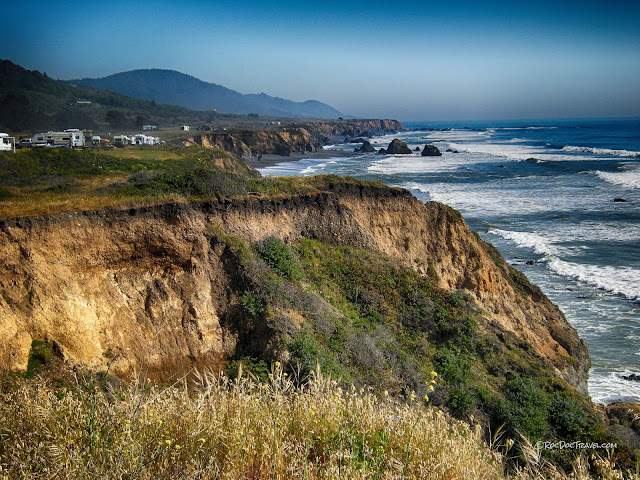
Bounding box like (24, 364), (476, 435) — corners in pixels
(368, 155), (472, 174)
(446, 142), (596, 162)
(563, 145), (640, 158)
(494, 126), (559, 131)
(489, 228), (640, 301)
(589, 371), (640, 404)
(488, 228), (559, 256)
(593, 164), (640, 189)
(547, 258), (640, 302)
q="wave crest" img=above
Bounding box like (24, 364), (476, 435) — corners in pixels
(562, 145), (640, 158)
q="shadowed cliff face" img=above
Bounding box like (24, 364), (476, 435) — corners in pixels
(0, 183), (589, 393)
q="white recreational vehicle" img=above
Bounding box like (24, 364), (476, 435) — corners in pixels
(133, 134), (160, 146)
(0, 133), (15, 152)
(113, 135), (133, 146)
(31, 129), (85, 147)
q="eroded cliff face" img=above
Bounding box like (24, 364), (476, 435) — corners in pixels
(307, 119), (404, 138)
(182, 120), (404, 158)
(0, 183), (589, 392)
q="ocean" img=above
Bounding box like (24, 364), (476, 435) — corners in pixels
(257, 117), (640, 405)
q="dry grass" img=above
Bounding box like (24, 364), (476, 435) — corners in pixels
(0, 364), (634, 479)
(0, 364), (504, 479)
(99, 147), (184, 161)
(0, 189), (189, 218)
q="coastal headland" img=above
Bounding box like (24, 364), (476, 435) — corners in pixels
(1, 116), (638, 477)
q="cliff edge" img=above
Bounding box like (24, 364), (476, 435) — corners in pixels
(0, 181), (589, 394)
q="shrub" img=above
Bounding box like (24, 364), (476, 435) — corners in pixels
(240, 291), (265, 319)
(255, 236), (304, 281)
(226, 357), (269, 383)
(548, 394), (589, 437)
(433, 349), (470, 383)
(448, 385), (476, 415)
(497, 374), (550, 441)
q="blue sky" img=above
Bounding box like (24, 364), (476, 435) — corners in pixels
(2, 0), (640, 121)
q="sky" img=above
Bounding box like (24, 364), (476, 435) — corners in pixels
(2, 0), (640, 121)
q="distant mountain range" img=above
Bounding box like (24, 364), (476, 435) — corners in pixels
(67, 69), (344, 119)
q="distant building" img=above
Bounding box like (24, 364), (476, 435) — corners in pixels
(0, 133), (15, 152)
(180, 125), (190, 131)
(31, 129), (85, 148)
(76, 100), (92, 104)
(142, 125), (157, 131)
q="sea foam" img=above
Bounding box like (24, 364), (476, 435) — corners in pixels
(562, 145), (640, 158)
(593, 164), (640, 189)
(489, 228), (640, 301)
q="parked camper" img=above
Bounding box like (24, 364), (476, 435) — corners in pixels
(133, 134), (161, 146)
(0, 133), (15, 153)
(113, 135), (132, 146)
(91, 136), (101, 145)
(31, 129), (85, 148)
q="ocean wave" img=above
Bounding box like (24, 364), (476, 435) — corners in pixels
(562, 145), (640, 158)
(446, 142), (586, 162)
(489, 228), (640, 301)
(546, 258), (640, 301)
(495, 126), (559, 131)
(368, 155), (466, 174)
(589, 371), (640, 404)
(592, 165), (640, 189)
(488, 228), (559, 256)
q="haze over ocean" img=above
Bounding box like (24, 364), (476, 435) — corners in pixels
(2, 0), (639, 121)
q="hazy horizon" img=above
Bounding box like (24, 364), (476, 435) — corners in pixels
(3, 0), (639, 121)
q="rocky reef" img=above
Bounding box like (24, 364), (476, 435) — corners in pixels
(383, 139), (413, 154)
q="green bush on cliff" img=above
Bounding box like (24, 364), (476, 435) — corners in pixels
(255, 236), (304, 281)
(548, 393), (589, 437)
(497, 374), (550, 441)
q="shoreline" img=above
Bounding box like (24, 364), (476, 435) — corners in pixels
(244, 148), (358, 169)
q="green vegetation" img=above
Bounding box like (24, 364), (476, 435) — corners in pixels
(0, 147), (380, 218)
(0, 141), (636, 476)
(199, 230), (633, 473)
(255, 236), (305, 281)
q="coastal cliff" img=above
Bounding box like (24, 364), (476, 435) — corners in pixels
(0, 181), (588, 394)
(184, 128), (322, 159)
(182, 119), (404, 159)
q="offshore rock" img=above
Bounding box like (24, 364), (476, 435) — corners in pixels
(422, 144), (442, 156)
(355, 141), (376, 153)
(385, 139), (412, 154)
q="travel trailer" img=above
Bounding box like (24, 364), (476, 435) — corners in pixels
(0, 133), (15, 152)
(31, 129), (85, 147)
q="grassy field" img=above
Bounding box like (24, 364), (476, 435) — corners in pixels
(1, 361), (628, 480)
(0, 146), (259, 217)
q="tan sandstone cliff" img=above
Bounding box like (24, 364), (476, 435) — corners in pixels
(0, 182), (589, 393)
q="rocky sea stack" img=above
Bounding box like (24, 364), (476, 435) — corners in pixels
(355, 140), (376, 153)
(384, 139), (413, 154)
(422, 144), (442, 156)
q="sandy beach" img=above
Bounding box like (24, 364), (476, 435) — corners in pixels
(244, 148), (357, 169)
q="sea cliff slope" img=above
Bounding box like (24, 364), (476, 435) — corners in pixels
(0, 181), (589, 394)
